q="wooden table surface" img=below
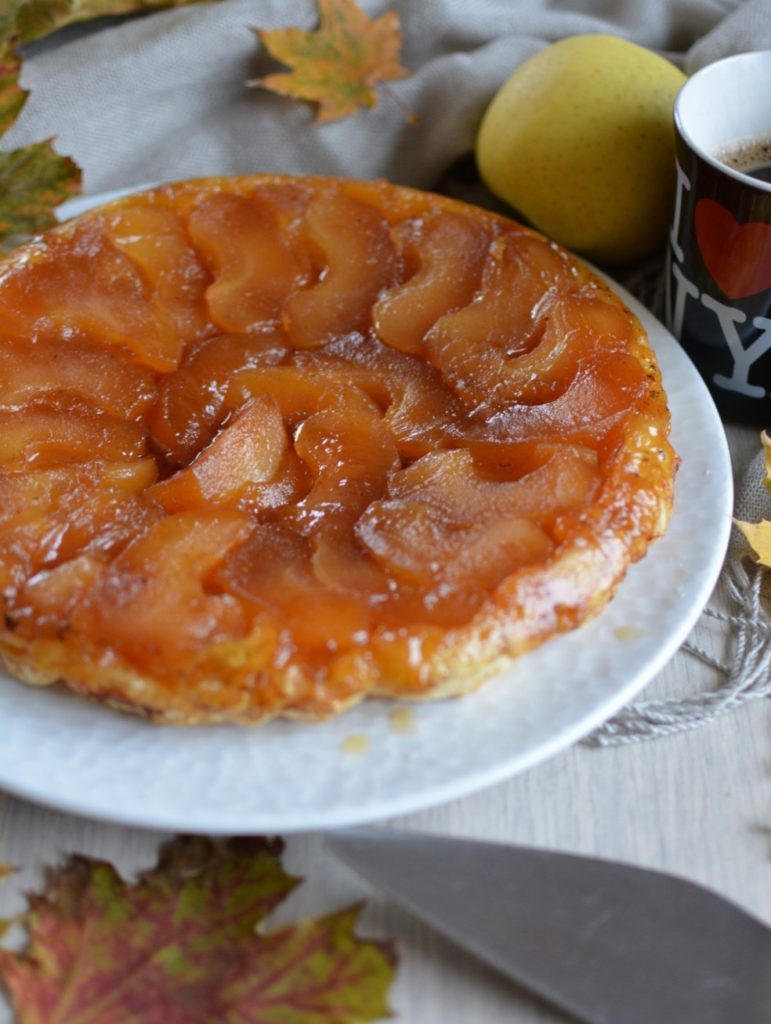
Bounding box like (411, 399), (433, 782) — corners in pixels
(0, 425), (768, 1024)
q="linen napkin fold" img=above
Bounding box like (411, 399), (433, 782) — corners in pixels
(3, 0), (771, 742)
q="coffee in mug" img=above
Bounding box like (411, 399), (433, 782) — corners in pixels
(717, 135), (771, 185)
(666, 51), (771, 424)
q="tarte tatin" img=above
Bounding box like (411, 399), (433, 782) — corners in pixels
(0, 175), (676, 724)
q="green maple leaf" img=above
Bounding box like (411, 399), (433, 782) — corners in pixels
(0, 32), (80, 237)
(0, 835), (397, 1024)
(251, 0), (409, 123)
(0, 14), (80, 240)
(0, 37), (26, 134)
(0, 0), (221, 241)
(2, 0), (218, 45)
(0, 139), (81, 237)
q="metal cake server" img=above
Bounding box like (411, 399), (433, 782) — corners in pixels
(326, 827), (771, 1024)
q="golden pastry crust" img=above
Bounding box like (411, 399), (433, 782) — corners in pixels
(0, 175), (676, 724)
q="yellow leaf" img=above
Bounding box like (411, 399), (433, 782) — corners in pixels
(249, 0), (410, 123)
(735, 518), (771, 568)
(7, 0), (219, 46)
(761, 430), (771, 493)
(0, 139), (81, 238)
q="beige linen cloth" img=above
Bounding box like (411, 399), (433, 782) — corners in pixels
(4, 0), (767, 195)
(3, 0), (771, 741)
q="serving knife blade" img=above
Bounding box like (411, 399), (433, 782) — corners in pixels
(326, 827), (771, 1024)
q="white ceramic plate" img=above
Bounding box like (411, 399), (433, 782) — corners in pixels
(0, 205), (732, 832)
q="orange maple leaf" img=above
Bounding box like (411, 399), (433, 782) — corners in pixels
(249, 0), (410, 123)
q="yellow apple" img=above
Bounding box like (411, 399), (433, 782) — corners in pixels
(475, 35), (687, 264)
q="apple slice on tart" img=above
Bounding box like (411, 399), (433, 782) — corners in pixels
(0, 175), (676, 723)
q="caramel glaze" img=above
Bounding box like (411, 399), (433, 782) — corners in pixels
(0, 176), (676, 723)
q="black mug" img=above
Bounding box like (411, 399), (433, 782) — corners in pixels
(666, 51), (771, 424)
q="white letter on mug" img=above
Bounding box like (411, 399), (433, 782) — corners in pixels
(669, 262), (699, 339)
(704, 295), (771, 398)
(669, 160), (691, 264)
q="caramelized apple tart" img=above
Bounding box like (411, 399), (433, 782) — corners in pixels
(0, 175), (676, 724)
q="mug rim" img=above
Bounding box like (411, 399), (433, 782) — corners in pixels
(674, 49), (771, 194)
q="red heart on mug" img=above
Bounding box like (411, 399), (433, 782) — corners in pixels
(694, 198), (771, 300)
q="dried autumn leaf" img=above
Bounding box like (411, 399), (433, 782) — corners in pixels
(251, 0), (409, 123)
(0, 860), (13, 941)
(761, 430), (771, 492)
(0, 0), (220, 241)
(0, 835), (397, 1024)
(735, 518), (771, 568)
(0, 38), (26, 135)
(0, 139), (81, 237)
(735, 432), (771, 567)
(6, 0), (218, 46)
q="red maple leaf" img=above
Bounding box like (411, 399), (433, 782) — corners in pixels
(0, 836), (397, 1023)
